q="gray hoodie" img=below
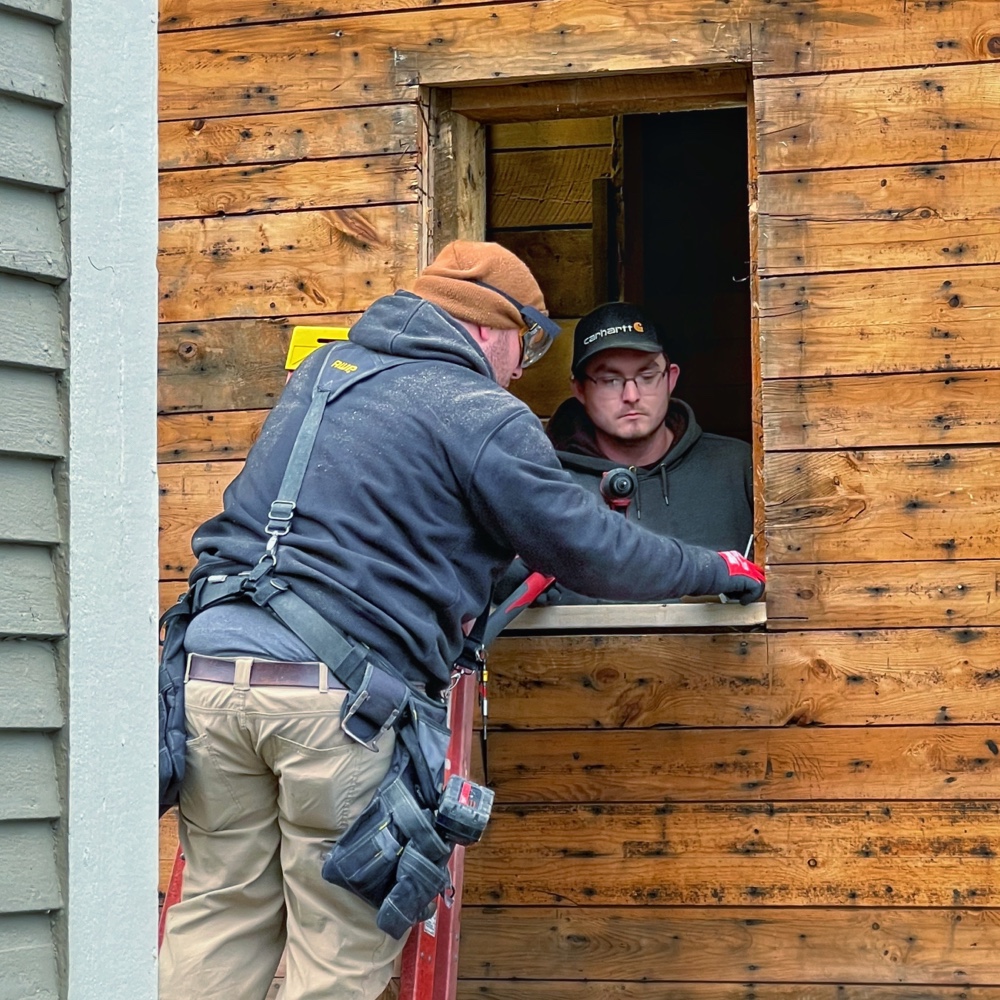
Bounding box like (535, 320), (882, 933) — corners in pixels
(546, 396), (753, 552)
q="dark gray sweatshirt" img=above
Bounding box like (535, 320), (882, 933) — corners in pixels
(546, 396), (753, 552)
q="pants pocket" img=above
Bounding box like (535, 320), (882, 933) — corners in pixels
(179, 733), (244, 833)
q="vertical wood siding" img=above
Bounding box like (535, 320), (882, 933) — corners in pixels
(157, 1), (1000, 995)
(0, 4), (66, 998)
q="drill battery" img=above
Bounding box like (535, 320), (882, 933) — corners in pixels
(436, 774), (494, 845)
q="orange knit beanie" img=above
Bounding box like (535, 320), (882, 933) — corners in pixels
(411, 240), (549, 330)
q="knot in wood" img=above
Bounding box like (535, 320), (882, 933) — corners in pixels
(178, 341), (199, 359)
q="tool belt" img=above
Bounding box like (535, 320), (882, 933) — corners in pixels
(158, 341), (487, 938)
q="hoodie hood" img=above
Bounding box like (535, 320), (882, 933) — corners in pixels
(546, 396), (702, 475)
(348, 290), (495, 379)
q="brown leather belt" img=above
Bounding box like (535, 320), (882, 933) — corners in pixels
(187, 653), (347, 690)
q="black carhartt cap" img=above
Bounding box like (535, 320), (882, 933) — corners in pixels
(572, 302), (665, 375)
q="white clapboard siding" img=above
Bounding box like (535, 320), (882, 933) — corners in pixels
(0, 8), (63, 104)
(0, 94), (64, 190)
(0, 368), (65, 458)
(0, 732), (59, 821)
(0, 642), (61, 730)
(0, 274), (64, 370)
(0, 823), (61, 912)
(0, 184), (67, 280)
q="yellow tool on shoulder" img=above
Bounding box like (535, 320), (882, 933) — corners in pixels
(284, 326), (351, 372)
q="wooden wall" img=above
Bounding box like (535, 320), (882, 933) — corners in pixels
(158, 1), (1000, 994)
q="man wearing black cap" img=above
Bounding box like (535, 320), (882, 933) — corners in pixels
(545, 301), (753, 565)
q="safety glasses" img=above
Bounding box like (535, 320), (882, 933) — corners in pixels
(474, 281), (561, 368)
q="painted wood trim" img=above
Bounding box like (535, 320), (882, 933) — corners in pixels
(507, 601), (766, 631)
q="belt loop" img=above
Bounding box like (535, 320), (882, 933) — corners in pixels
(184, 652), (194, 684)
(318, 662), (329, 693)
(234, 657), (253, 691)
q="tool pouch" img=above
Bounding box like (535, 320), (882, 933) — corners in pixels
(322, 698), (456, 939)
(341, 661), (410, 751)
(158, 590), (195, 815)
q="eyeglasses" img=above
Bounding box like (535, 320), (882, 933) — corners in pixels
(517, 320), (555, 367)
(473, 280), (561, 368)
(583, 368), (668, 396)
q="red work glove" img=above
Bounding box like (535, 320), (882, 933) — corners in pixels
(714, 550), (766, 605)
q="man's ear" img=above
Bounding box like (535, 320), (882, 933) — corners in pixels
(666, 362), (681, 396)
(571, 375), (587, 405)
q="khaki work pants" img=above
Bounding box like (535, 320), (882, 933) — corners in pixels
(159, 669), (405, 1000)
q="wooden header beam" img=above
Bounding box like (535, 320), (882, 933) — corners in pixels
(450, 67), (747, 123)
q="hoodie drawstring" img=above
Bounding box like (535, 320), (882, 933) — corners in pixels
(660, 465), (670, 508)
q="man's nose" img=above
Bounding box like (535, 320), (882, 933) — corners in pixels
(510, 362), (523, 382)
(621, 377), (641, 402)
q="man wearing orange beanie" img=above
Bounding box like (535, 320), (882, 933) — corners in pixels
(160, 240), (764, 1000)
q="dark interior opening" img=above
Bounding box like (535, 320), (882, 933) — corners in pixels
(620, 107), (752, 443)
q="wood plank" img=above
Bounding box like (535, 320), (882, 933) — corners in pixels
(489, 148), (610, 229)
(466, 801), (1000, 907)
(509, 601), (766, 631)
(459, 905), (1000, 982)
(758, 159), (1000, 276)
(0, 273), (62, 370)
(0, 368), (63, 458)
(427, 96), (485, 257)
(0, 184), (66, 281)
(158, 3), (750, 120)
(489, 118), (613, 151)
(157, 204), (419, 322)
(0, 914), (59, 998)
(159, 811), (178, 894)
(759, 264), (1000, 379)
(764, 446), (1000, 564)
(768, 628), (1000, 727)
(0, 0), (63, 22)
(0, 95), (62, 190)
(159, 105), (419, 170)
(158, 313), (358, 414)
(0, 732), (57, 820)
(488, 633), (770, 729)
(0, 545), (61, 638)
(456, 67), (747, 122)
(490, 628), (1000, 729)
(757, 63), (1000, 173)
(158, 410), (268, 463)
(159, 153), (420, 220)
(460, 985), (1000, 1000)
(483, 725), (1000, 803)
(492, 230), (594, 318)
(0, 457), (57, 544)
(0, 822), (61, 912)
(762, 371), (1000, 451)
(752, 0), (1000, 77)
(0, 641), (60, 730)
(159, 0), (485, 31)
(766, 560), (1000, 630)
(507, 317), (575, 418)
(0, 9), (63, 105)
(158, 461), (242, 580)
